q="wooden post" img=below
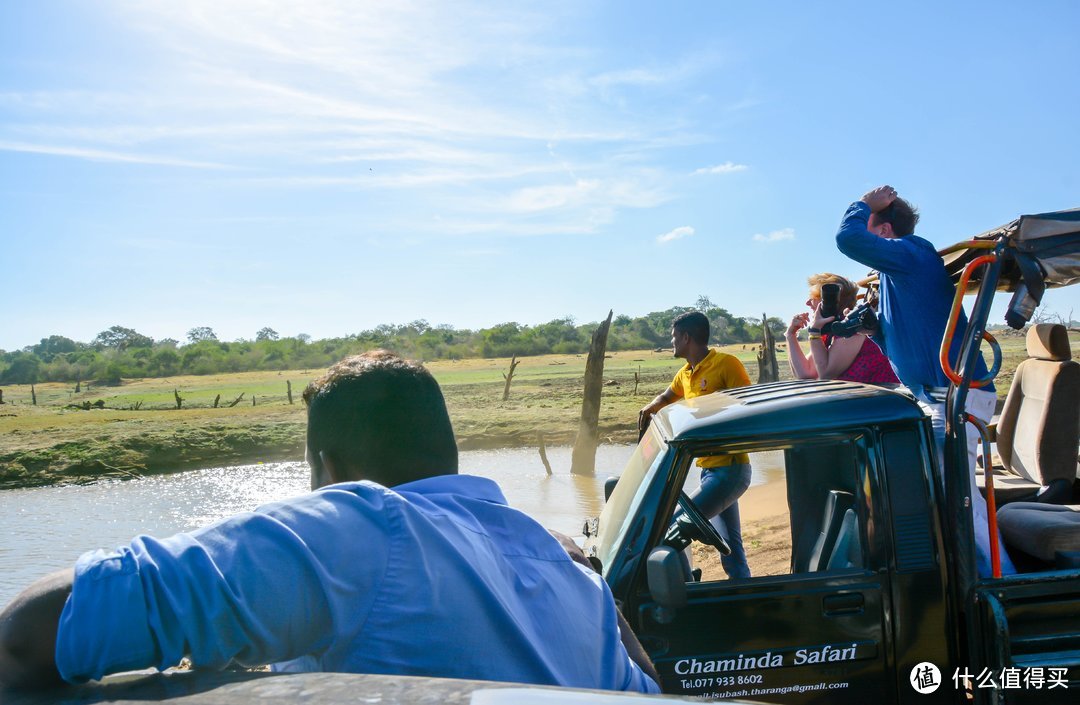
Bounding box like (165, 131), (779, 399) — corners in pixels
(252, 395), (256, 406)
(501, 355), (520, 401)
(571, 310), (613, 476)
(31, 384), (37, 406)
(287, 380), (294, 405)
(756, 313), (779, 384)
(633, 365), (640, 395)
(213, 394), (221, 408)
(0, 389), (4, 404)
(75, 379), (81, 393)
(537, 432), (553, 476)
(174, 388), (184, 409)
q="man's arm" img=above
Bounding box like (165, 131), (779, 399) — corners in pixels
(638, 388), (678, 437)
(548, 532), (661, 688)
(834, 186), (912, 275)
(0, 569), (72, 690)
(785, 313), (817, 379)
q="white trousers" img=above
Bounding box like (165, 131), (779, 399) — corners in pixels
(919, 387), (1016, 577)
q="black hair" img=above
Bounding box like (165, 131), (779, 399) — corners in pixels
(874, 197), (920, 237)
(671, 311), (710, 345)
(303, 351), (458, 486)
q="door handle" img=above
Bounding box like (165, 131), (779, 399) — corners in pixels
(823, 592), (864, 616)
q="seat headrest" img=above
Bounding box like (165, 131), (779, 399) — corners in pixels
(1026, 323), (1071, 361)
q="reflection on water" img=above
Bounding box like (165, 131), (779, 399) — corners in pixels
(0, 445), (783, 606)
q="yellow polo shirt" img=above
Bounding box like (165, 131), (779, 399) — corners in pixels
(669, 349), (751, 467)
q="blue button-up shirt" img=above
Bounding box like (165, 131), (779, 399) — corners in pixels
(835, 201), (993, 399)
(56, 474), (658, 693)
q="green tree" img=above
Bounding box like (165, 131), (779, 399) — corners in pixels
(93, 326), (154, 351)
(256, 327), (279, 342)
(187, 326), (218, 343)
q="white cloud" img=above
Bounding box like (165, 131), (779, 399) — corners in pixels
(0, 140), (233, 169)
(752, 228), (795, 243)
(693, 162), (748, 175)
(658, 226), (695, 244)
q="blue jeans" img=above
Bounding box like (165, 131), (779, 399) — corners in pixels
(685, 462), (752, 579)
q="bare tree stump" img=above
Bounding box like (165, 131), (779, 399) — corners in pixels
(571, 310), (613, 476)
(31, 384), (37, 406)
(227, 393), (245, 408)
(174, 389), (184, 409)
(0, 389), (4, 404)
(75, 379), (81, 393)
(252, 395), (256, 406)
(537, 432), (553, 476)
(502, 356), (520, 401)
(756, 313), (779, 384)
(213, 394), (221, 408)
(287, 380), (294, 405)
(633, 366), (640, 395)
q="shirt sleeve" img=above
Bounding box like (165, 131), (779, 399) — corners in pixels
(668, 370), (685, 398)
(722, 355), (751, 389)
(56, 491), (389, 683)
(834, 200), (919, 275)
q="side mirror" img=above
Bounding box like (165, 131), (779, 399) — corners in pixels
(647, 545), (687, 618)
(604, 476), (620, 502)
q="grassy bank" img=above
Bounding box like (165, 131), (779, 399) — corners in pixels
(0, 332), (1059, 489)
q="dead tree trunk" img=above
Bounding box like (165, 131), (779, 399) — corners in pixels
(0, 389), (4, 404)
(756, 313), (779, 384)
(174, 388), (184, 409)
(31, 384), (37, 405)
(537, 432), (553, 476)
(633, 366), (641, 395)
(502, 356), (520, 401)
(571, 310), (613, 476)
(75, 379), (81, 393)
(287, 380), (294, 405)
(213, 394), (221, 408)
(227, 393), (245, 407)
(252, 395), (256, 406)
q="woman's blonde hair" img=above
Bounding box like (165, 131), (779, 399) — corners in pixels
(807, 273), (858, 311)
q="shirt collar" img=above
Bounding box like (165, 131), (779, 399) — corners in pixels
(393, 474), (509, 505)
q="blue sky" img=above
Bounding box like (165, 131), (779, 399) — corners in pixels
(2, 1), (1079, 351)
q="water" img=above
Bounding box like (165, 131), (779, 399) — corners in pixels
(0, 446), (637, 606)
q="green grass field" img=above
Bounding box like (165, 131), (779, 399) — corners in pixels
(0, 332), (1071, 488)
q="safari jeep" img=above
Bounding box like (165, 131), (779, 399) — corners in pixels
(584, 208), (1080, 704)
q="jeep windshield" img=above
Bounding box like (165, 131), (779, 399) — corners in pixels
(590, 424), (667, 574)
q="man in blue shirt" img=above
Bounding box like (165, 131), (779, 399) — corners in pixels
(0, 352), (661, 693)
(835, 185), (1014, 577)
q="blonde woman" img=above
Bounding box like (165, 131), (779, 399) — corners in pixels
(786, 273), (898, 383)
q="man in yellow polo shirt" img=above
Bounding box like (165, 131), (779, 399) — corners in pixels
(639, 311), (752, 578)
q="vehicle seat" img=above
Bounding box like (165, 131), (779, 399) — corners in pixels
(977, 324), (1080, 505)
(997, 502), (1080, 567)
(826, 509), (863, 571)
(802, 490), (855, 572)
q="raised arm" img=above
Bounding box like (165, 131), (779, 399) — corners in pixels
(785, 312), (816, 379)
(835, 186), (913, 274)
(0, 569), (72, 690)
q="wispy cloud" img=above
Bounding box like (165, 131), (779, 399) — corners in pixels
(693, 161), (748, 175)
(0, 140), (233, 169)
(658, 226), (695, 244)
(752, 228), (795, 243)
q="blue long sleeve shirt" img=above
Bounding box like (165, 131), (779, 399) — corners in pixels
(55, 474), (659, 694)
(835, 201), (992, 399)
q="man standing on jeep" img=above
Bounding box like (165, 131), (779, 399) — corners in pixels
(835, 185), (1014, 577)
(639, 311), (753, 579)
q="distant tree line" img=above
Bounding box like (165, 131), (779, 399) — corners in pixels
(0, 303), (786, 385)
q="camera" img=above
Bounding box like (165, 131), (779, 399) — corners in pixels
(819, 283), (841, 334)
(829, 303), (878, 338)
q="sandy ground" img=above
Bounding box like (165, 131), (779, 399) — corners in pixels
(690, 476), (793, 581)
